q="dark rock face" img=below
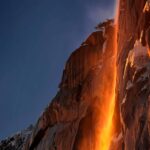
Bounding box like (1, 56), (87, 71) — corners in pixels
(116, 0), (150, 149)
(23, 23), (116, 150)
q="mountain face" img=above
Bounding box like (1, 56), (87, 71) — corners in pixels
(23, 21), (116, 150)
(116, 0), (150, 149)
(0, 125), (33, 150)
(1, 0), (150, 149)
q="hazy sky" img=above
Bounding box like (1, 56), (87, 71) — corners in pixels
(0, 0), (115, 139)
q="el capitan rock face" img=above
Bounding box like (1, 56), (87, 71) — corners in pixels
(1, 0), (150, 150)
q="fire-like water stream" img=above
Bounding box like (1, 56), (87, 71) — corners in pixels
(97, 1), (119, 150)
(76, 1), (120, 150)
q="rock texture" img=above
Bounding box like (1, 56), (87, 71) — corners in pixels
(23, 20), (116, 150)
(0, 125), (33, 150)
(116, 0), (150, 149)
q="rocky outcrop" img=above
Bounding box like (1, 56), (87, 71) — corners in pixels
(0, 125), (33, 150)
(22, 21), (116, 150)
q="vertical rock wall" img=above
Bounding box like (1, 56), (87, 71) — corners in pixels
(23, 22), (116, 150)
(116, 0), (150, 149)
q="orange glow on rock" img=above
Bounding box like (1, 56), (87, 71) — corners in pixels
(75, 1), (120, 150)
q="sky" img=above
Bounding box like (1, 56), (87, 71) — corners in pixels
(0, 0), (115, 139)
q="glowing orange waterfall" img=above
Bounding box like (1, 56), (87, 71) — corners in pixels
(96, 1), (119, 150)
(75, 1), (120, 150)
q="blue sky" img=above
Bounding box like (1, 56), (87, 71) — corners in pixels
(0, 0), (115, 139)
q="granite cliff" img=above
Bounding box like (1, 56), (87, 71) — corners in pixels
(115, 0), (150, 149)
(23, 19), (116, 150)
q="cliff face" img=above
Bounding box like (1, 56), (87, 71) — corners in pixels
(1, 0), (150, 150)
(23, 21), (116, 150)
(116, 0), (150, 149)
